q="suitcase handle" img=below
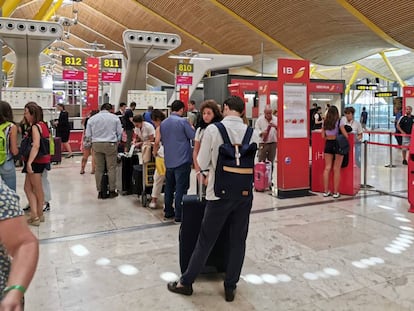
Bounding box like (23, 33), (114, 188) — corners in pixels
(197, 170), (208, 201)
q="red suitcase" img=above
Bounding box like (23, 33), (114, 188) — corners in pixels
(254, 162), (269, 191)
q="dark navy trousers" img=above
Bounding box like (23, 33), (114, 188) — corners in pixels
(180, 197), (253, 290)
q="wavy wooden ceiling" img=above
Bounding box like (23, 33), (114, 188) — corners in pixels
(8, 0), (414, 85)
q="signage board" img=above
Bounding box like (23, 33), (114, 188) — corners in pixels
(62, 70), (84, 81)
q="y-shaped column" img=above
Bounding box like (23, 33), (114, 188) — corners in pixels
(119, 30), (181, 103)
(0, 18), (63, 87)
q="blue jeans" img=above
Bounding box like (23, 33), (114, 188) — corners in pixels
(164, 163), (191, 219)
(0, 159), (16, 191)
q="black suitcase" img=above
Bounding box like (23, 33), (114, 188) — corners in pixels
(100, 172), (110, 199)
(120, 155), (139, 194)
(51, 137), (62, 164)
(132, 164), (143, 195)
(179, 194), (229, 274)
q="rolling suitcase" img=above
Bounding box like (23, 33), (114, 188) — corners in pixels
(254, 162), (269, 191)
(179, 184), (229, 274)
(51, 137), (62, 164)
(100, 171), (110, 199)
(132, 164), (143, 195)
(120, 154), (139, 194)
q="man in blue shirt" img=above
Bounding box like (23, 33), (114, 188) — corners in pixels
(86, 103), (123, 199)
(160, 100), (195, 222)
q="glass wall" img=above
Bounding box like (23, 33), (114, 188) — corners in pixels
(346, 90), (394, 130)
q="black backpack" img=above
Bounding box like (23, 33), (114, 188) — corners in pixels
(214, 122), (257, 199)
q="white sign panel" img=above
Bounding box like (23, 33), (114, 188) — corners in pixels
(283, 84), (307, 138)
(127, 90), (167, 110)
(1, 87), (53, 109)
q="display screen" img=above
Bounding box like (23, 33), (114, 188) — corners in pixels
(176, 63), (194, 73)
(62, 56), (84, 67)
(101, 58), (122, 69)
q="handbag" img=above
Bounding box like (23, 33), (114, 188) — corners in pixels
(20, 125), (50, 158)
(336, 134), (349, 155)
(155, 156), (166, 176)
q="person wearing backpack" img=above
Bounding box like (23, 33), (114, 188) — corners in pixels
(397, 105), (414, 165)
(167, 96), (259, 302)
(0, 101), (19, 191)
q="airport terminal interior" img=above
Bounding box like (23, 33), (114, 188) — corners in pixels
(2, 0), (414, 310)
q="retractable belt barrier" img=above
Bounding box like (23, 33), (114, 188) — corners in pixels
(361, 130), (412, 212)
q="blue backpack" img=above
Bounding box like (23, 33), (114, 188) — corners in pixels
(214, 122), (257, 199)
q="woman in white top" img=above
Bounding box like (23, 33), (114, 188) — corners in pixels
(193, 100), (222, 185)
(149, 110), (166, 209)
(132, 114), (155, 163)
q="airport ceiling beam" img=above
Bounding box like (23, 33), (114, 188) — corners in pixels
(210, 0), (301, 59)
(42, 0), (64, 21)
(355, 62), (393, 83)
(336, 0), (411, 51)
(133, 0), (220, 54)
(345, 64), (361, 95)
(33, 0), (53, 20)
(379, 51), (406, 87)
(351, 90), (363, 105)
(2, 0), (22, 17)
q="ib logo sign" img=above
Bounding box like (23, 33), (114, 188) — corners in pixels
(282, 66), (306, 79)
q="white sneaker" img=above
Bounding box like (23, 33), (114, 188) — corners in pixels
(149, 202), (157, 209)
(332, 193), (340, 199)
(323, 192), (331, 197)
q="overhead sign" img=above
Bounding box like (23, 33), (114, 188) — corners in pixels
(62, 70), (84, 81)
(278, 58), (309, 83)
(375, 91), (398, 98)
(356, 84), (377, 91)
(101, 58), (122, 69)
(62, 55), (84, 67)
(86, 57), (99, 113)
(176, 63), (193, 73)
(176, 75), (193, 85)
(309, 82), (344, 93)
(101, 72), (121, 83)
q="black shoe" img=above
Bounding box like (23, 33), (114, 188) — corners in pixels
(43, 202), (50, 212)
(98, 192), (104, 199)
(109, 191), (118, 198)
(65, 154), (74, 159)
(225, 288), (236, 302)
(163, 214), (175, 221)
(403, 160), (408, 165)
(167, 281), (193, 296)
(23, 205), (30, 212)
(174, 218), (181, 224)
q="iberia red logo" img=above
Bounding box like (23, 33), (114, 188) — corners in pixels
(293, 67), (306, 79)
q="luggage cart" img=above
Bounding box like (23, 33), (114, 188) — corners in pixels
(141, 160), (155, 207)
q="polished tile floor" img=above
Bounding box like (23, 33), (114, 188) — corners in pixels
(17, 140), (414, 311)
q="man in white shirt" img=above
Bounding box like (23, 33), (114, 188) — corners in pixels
(85, 103), (123, 199)
(341, 106), (363, 141)
(167, 96), (259, 302)
(255, 106), (277, 173)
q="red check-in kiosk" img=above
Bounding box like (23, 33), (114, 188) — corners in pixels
(277, 59), (310, 198)
(311, 132), (360, 195)
(408, 130), (414, 213)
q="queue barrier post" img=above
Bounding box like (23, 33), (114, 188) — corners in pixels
(360, 140), (373, 189)
(385, 132), (395, 168)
